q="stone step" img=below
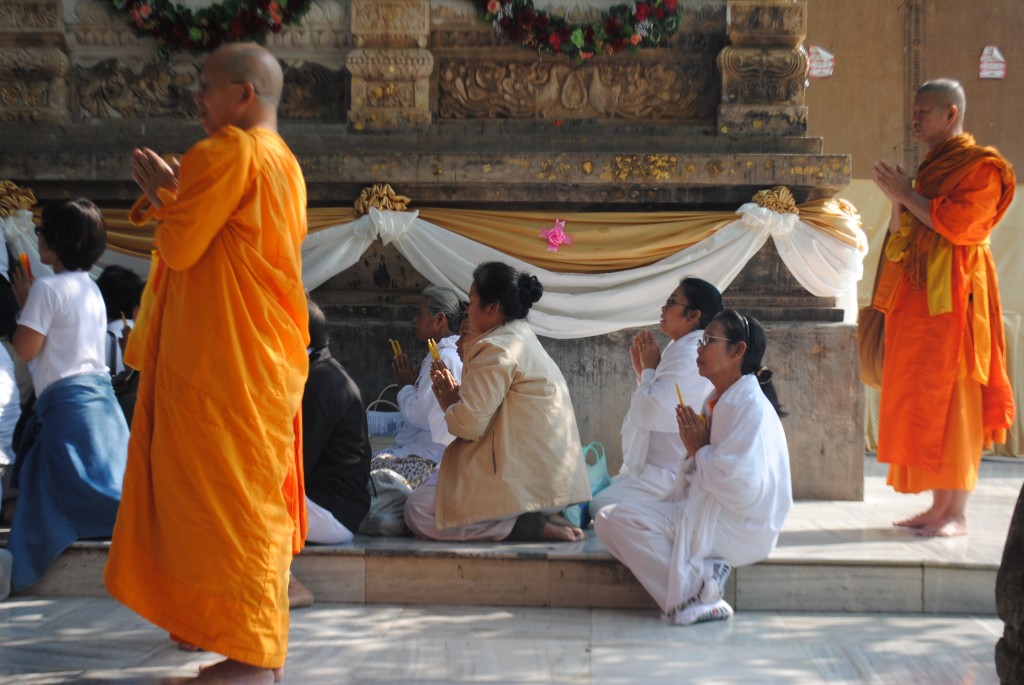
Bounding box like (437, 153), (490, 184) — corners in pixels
(15, 534), (997, 616)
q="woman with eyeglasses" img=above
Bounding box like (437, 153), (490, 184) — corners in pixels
(595, 309), (792, 626)
(589, 277), (722, 517)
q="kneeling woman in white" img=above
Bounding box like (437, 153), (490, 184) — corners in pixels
(590, 277), (721, 514)
(595, 310), (792, 625)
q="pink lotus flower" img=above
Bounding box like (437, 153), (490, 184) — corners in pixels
(540, 219), (574, 252)
(487, 0), (501, 13)
(630, 34), (641, 46)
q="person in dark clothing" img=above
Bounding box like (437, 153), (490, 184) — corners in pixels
(302, 297), (372, 544)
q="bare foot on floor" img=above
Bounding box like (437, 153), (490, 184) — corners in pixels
(893, 510), (938, 529)
(288, 573), (314, 609)
(542, 514), (587, 542)
(192, 659), (276, 684)
(915, 517), (967, 538)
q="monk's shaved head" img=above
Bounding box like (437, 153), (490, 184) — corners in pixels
(916, 78), (966, 126)
(211, 42), (284, 108)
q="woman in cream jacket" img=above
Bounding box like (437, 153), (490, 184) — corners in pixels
(404, 262), (591, 542)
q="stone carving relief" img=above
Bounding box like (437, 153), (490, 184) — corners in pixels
(0, 47), (68, 122)
(280, 62), (346, 120)
(718, 46), (806, 105)
(75, 59), (195, 118)
(352, 0), (429, 48)
(438, 59), (715, 121)
(727, 1), (807, 48)
(0, 0), (61, 32)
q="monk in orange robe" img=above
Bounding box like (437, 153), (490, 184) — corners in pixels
(871, 78), (1015, 538)
(104, 43), (309, 683)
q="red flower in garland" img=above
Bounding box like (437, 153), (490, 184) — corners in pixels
(477, 0), (683, 63)
(109, 0), (312, 57)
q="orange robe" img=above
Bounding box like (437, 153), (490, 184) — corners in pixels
(875, 134), (1015, 493)
(104, 126), (309, 669)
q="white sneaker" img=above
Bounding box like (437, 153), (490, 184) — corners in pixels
(699, 561), (732, 604)
(673, 598), (733, 626)
(0, 548), (11, 601)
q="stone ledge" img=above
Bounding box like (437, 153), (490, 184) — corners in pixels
(4, 535), (998, 615)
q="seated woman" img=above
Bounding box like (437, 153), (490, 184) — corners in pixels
(595, 310), (792, 625)
(404, 261), (591, 542)
(374, 285), (464, 489)
(302, 297), (371, 545)
(7, 198), (129, 592)
(95, 264), (144, 376)
(590, 277), (722, 515)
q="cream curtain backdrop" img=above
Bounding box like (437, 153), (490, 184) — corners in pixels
(842, 179), (1023, 457)
(82, 199), (867, 339)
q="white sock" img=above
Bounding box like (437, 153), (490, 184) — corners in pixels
(699, 560), (732, 604)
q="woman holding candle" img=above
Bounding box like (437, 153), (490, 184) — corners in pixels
(373, 285), (464, 490)
(589, 277), (722, 516)
(405, 261), (591, 542)
(595, 310), (791, 625)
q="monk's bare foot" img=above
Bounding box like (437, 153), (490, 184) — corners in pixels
(273, 667), (283, 682)
(288, 574), (314, 609)
(915, 516), (967, 538)
(542, 514), (587, 542)
(193, 659), (275, 684)
(893, 509), (938, 529)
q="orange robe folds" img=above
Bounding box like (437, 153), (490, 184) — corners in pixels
(104, 126), (309, 669)
(875, 134), (1015, 493)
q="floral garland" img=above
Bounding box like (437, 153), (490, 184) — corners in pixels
(478, 0), (682, 62)
(109, 0), (312, 55)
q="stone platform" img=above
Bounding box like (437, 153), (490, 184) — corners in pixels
(7, 456), (1020, 616)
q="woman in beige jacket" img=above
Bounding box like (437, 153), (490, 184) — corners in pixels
(404, 262), (592, 542)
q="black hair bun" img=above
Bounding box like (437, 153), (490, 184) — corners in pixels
(518, 273), (543, 306)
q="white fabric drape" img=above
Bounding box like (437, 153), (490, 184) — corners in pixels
(22, 202), (866, 340)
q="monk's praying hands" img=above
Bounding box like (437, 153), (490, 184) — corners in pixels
(131, 147), (179, 208)
(871, 160), (912, 203)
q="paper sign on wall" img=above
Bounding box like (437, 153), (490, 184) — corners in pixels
(980, 46), (1007, 79)
(808, 46), (835, 78)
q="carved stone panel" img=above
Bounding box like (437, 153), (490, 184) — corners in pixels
(438, 58), (716, 122)
(348, 48), (433, 131)
(351, 0), (430, 48)
(718, 46), (807, 105)
(0, 47), (68, 122)
(726, 0), (807, 48)
(74, 59), (196, 119)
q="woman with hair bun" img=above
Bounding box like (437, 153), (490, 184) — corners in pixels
(595, 310), (792, 626)
(405, 261), (591, 542)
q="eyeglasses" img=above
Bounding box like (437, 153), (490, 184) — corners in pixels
(697, 335), (733, 349)
(664, 298), (694, 313)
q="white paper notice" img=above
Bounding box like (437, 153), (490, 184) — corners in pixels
(980, 46), (1007, 79)
(808, 45), (835, 78)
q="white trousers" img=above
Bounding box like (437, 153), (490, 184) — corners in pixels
(595, 499), (722, 614)
(305, 496), (355, 545)
(590, 464), (677, 515)
(404, 484), (517, 541)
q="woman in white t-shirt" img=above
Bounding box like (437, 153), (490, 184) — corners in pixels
(6, 198), (129, 593)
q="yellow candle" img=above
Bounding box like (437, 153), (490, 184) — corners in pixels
(395, 339), (403, 356)
(675, 383), (684, 407)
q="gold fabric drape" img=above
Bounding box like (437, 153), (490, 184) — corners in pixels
(101, 199), (862, 274)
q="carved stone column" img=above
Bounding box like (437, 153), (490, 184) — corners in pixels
(346, 0), (433, 132)
(0, 0), (69, 123)
(717, 0), (808, 136)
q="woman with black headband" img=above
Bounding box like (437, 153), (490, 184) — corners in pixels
(595, 309), (792, 625)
